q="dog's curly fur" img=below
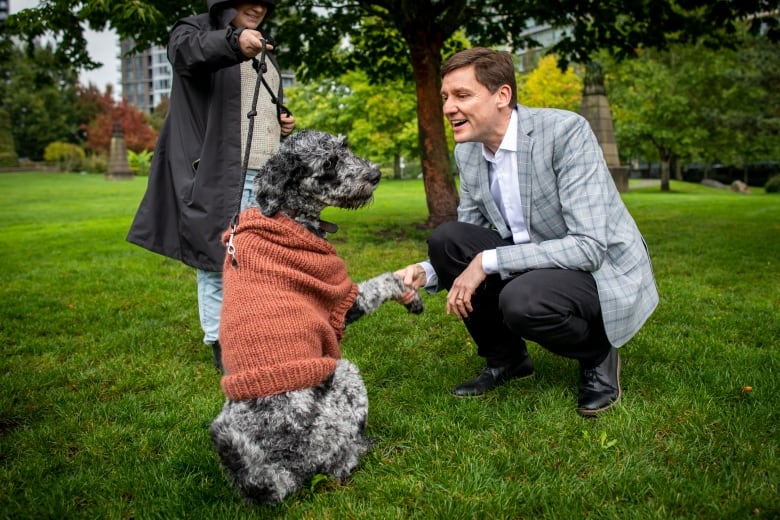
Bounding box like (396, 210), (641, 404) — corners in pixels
(211, 130), (422, 505)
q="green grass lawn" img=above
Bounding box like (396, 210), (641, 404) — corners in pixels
(1, 173), (778, 519)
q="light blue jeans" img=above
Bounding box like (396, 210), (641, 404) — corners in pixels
(197, 170), (257, 345)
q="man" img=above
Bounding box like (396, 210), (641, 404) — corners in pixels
(127, 0), (295, 371)
(397, 48), (658, 416)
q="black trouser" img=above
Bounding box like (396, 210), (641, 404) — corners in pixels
(428, 221), (612, 369)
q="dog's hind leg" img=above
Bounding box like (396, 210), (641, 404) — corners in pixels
(307, 359), (373, 480)
(344, 272), (423, 325)
(210, 361), (373, 505)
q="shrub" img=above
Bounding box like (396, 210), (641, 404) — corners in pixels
(43, 142), (86, 172)
(764, 175), (780, 194)
(83, 154), (108, 174)
(127, 149), (153, 177)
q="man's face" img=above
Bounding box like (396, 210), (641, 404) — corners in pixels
(232, 1), (270, 29)
(441, 65), (510, 151)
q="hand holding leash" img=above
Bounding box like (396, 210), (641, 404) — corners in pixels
(238, 29), (273, 58)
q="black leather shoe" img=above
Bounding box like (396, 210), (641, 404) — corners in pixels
(211, 341), (224, 374)
(452, 356), (534, 397)
(577, 347), (621, 417)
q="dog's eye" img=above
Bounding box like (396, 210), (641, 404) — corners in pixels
(320, 156), (339, 180)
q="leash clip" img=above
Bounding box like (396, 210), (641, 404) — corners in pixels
(227, 224), (238, 268)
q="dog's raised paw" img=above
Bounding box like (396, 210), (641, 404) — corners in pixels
(404, 290), (424, 314)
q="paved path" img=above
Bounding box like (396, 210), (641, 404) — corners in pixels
(629, 179), (660, 189)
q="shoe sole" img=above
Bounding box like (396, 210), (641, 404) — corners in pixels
(577, 355), (621, 417)
(451, 372), (535, 398)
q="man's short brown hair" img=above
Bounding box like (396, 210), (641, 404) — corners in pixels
(442, 47), (518, 108)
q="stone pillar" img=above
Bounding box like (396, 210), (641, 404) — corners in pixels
(106, 121), (135, 180)
(579, 62), (629, 192)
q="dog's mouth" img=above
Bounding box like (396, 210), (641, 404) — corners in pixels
(326, 183), (376, 210)
(341, 192), (374, 210)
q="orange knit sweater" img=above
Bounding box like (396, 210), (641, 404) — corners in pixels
(219, 208), (359, 400)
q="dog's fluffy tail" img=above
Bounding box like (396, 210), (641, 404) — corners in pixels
(210, 359), (372, 505)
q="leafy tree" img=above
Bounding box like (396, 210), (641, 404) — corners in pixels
(606, 50), (707, 191)
(605, 24), (780, 189)
(274, 0), (780, 224)
(7, 1), (777, 222)
(75, 83), (111, 130)
(286, 70), (419, 177)
(83, 97), (159, 154)
(518, 55), (582, 112)
(0, 108), (18, 167)
(0, 42), (80, 160)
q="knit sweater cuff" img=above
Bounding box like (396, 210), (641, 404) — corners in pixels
(221, 357), (338, 400)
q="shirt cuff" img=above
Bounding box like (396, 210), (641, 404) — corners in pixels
(481, 249), (498, 275)
(419, 261), (438, 291)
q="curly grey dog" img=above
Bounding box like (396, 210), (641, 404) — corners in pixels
(210, 130), (423, 505)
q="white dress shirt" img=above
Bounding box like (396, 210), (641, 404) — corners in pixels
(420, 108), (530, 288)
(481, 109), (530, 275)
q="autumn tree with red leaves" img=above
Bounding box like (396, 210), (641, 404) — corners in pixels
(82, 94), (158, 154)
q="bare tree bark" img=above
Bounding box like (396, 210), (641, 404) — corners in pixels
(405, 34), (459, 227)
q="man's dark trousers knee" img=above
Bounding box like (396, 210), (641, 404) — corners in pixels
(427, 221), (612, 368)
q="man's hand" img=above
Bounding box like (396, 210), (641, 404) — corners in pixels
(446, 253), (486, 318)
(394, 264), (427, 305)
(395, 264), (427, 289)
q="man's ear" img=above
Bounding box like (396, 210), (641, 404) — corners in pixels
(496, 84), (513, 109)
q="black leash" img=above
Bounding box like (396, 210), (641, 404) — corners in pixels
(227, 41), (271, 268)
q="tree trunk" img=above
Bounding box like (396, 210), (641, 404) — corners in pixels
(673, 156), (683, 181)
(407, 40), (459, 227)
(660, 148), (671, 192)
(393, 153), (401, 179)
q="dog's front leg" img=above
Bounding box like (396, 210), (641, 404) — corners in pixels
(345, 272), (423, 325)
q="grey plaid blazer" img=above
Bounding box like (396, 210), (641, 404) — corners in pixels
(454, 106), (659, 347)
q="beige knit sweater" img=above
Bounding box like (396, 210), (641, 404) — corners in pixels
(219, 208), (359, 400)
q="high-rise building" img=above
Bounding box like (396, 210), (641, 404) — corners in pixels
(515, 22), (571, 72)
(0, 0), (9, 27)
(119, 40), (171, 114)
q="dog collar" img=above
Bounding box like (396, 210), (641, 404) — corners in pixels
(318, 220), (339, 234)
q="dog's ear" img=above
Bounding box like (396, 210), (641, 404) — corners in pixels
(253, 136), (313, 216)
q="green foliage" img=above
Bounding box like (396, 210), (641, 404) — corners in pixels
(286, 71), (419, 175)
(5, 1), (777, 79)
(81, 153), (108, 174)
(1, 174), (778, 518)
(582, 429), (618, 450)
(605, 25), (780, 171)
(518, 55), (583, 111)
(765, 175), (780, 193)
(0, 42), (81, 160)
(43, 141), (85, 172)
(127, 149), (153, 177)
(0, 108), (18, 167)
